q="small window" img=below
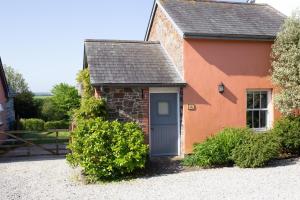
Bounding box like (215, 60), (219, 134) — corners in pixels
(246, 91), (270, 131)
(158, 101), (169, 115)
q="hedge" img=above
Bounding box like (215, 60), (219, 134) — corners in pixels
(45, 120), (70, 130)
(20, 118), (45, 131)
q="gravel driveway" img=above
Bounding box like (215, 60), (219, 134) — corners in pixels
(0, 156), (299, 200)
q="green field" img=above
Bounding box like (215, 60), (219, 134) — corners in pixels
(34, 95), (52, 99)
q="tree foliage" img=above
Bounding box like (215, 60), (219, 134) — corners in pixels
(51, 83), (80, 119)
(271, 12), (300, 116)
(4, 65), (29, 93)
(3, 65), (39, 119)
(14, 91), (39, 119)
(73, 97), (107, 121)
(40, 98), (65, 121)
(76, 68), (93, 99)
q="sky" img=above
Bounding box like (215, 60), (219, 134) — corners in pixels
(256, 0), (300, 16)
(0, 0), (297, 93)
(0, 0), (154, 92)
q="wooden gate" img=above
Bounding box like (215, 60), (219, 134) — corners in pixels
(0, 129), (69, 157)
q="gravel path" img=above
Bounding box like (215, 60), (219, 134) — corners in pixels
(0, 156), (299, 200)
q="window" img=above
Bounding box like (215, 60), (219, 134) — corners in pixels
(246, 91), (271, 130)
(158, 101), (169, 115)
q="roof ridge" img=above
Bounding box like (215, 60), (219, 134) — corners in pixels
(85, 39), (160, 44)
(159, 0), (269, 6)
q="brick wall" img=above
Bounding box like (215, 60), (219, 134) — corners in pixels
(147, 5), (184, 76)
(95, 87), (149, 141)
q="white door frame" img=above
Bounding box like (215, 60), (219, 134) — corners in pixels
(149, 87), (181, 156)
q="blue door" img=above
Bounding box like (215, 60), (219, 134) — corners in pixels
(150, 93), (179, 156)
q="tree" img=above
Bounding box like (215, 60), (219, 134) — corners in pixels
(3, 65), (39, 119)
(4, 65), (29, 93)
(41, 98), (65, 121)
(271, 11), (300, 116)
(50, 83), (80, 119)
(14, 91), (38, 119)
(76, 68), (93, 99)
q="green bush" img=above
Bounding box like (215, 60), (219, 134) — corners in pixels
(41, 98), (66, 121)
(272, 116), (300, 154)
(20, 118), (45, 131)
(73, 97), (107, 121)
(45, 120), (70, 130)
(76, 68), (93, 98)
(183, 128), (251, 167)
(67, 117), (148, 181)
(232, 132), (280, 168)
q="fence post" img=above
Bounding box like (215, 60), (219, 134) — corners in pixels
(27, 143), (31, 156)
(56, 131), (58, 155)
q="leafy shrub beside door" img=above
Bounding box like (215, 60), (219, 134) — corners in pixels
(183, 128), (251, 167)
(67, 117), (148, 182)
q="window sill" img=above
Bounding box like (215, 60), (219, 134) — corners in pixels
(253, 128), (268, 132)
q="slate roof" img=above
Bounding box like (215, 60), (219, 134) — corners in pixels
(84, 40), (185, 86)
(149, 0), (285, 40)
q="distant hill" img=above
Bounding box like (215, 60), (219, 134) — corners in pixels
(34, 92), (52, 97)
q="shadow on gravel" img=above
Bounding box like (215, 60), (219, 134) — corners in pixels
(267, 157), (299, 168)
(139, 156), (200, 178)
(146, 157), (183, 175)
(0, 155), (66, 163)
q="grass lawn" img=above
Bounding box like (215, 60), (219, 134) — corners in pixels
(18, 131), (70, 144)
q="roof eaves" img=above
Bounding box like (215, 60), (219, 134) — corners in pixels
(91, 82), (187, 87)
(85, 39), (159, 44)
(144, 0), (157, 41)
(183, 33), (276, 41)
(83, 43), (87, 69)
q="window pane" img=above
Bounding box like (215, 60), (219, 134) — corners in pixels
(158, 102), (169, 115)
(261, 92), (268, 108)
(253, 111), (260, 128)
(246, 111), (253, 128)
(253, 92), (260, 109)
(247, 92), (253, 109)
(260, 110), (267, 128)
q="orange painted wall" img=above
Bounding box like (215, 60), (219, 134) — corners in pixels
(183, 39), (280, 153)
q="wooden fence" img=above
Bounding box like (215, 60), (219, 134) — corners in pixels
(0, 129), (70, 157)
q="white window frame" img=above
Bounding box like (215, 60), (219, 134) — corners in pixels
(246, 90), (273, 131)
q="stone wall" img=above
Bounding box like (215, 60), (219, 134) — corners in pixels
(95, 87), (149, 140)
(147, 5), (184, 76)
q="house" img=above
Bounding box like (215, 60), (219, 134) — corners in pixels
(83, 0), (285, 156)
(0, 57), (15, 141)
